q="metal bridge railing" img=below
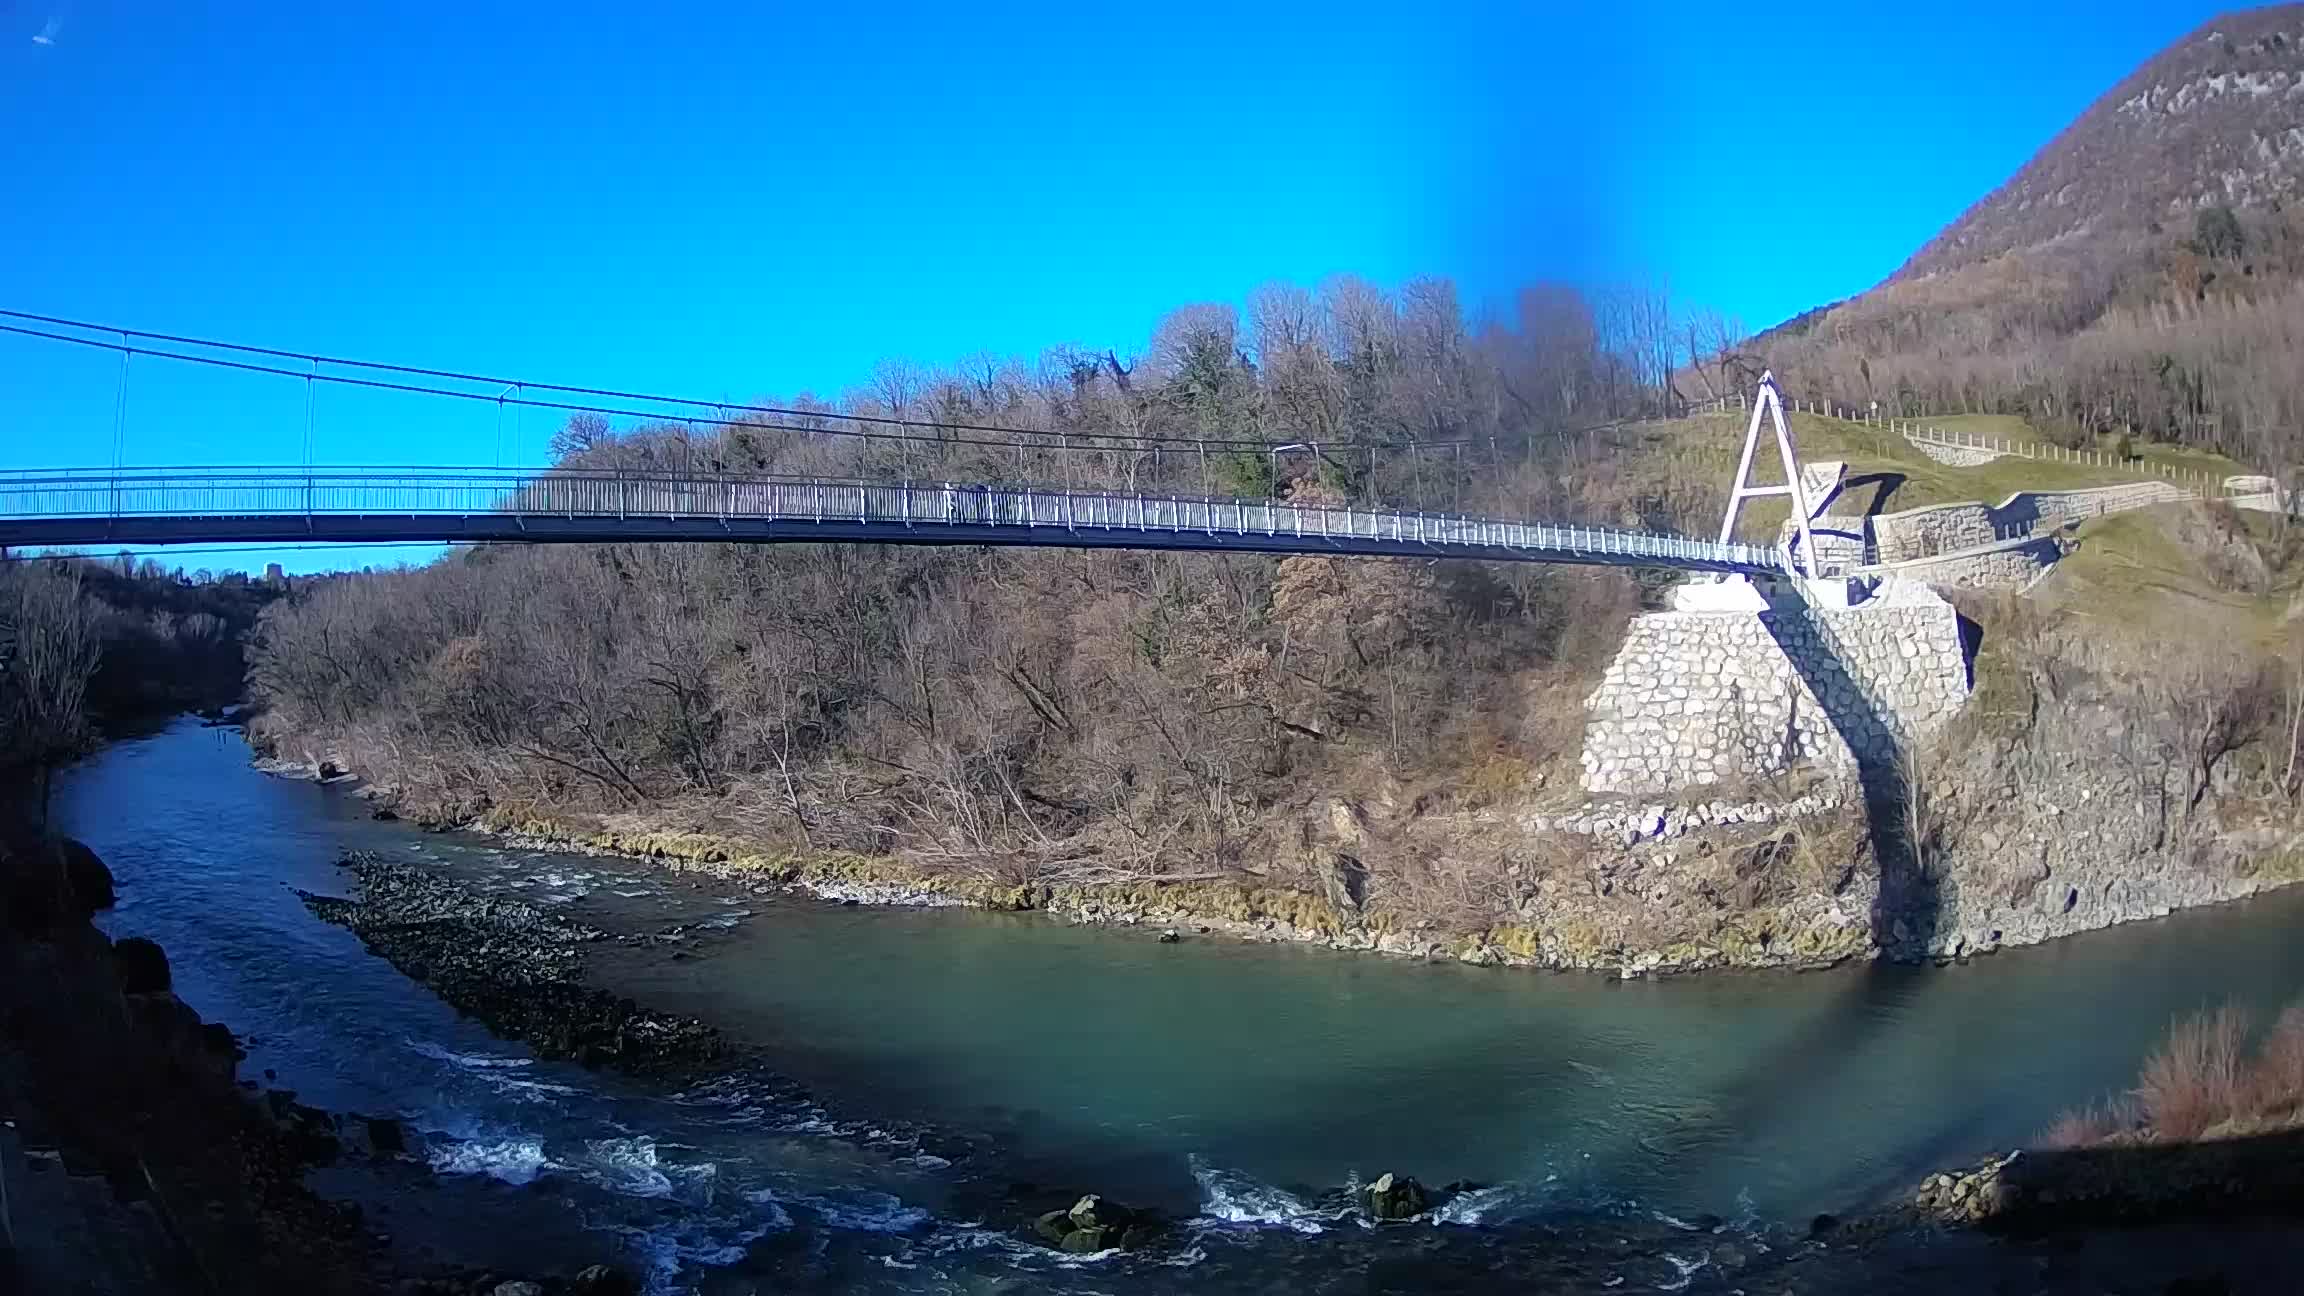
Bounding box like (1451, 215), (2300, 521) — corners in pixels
(0, 467), (1786, 572)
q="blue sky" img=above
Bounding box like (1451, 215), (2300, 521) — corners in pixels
(0, 0), (2241, 570)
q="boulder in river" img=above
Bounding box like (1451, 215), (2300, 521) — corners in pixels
(1032, 1194), (1160, 1253)
(1362, 1171), (1430, 1220)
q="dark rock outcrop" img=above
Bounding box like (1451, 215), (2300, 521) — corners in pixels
(3, 835), (116, 932)
(58, 836), (116, 911)
(0, 833), (381, 1292)
(1917, 1129), (2304, 1232)
(114, 934), (172, 993)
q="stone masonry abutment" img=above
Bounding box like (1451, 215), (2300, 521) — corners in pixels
(1580, 580), (1969, 794)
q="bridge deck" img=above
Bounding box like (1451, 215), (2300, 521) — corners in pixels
(0, 469), (1784, 573)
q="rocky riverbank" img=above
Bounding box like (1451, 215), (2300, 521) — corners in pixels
(440, 797), (2293, 981)
(36, 725), (2304, 1295)
(245, 514), (2304, 981)
(388, 806), (1873, 977)
(1913, 1132), (2304, 1231)
(0, 830), (640, 1295)
(348, 720), (2304, 979)
(299, 853), (727, 1075)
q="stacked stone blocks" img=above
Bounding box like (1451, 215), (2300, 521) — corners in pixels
(1870, 482), (2192, 563)
(1908, 439), (2008, 467)
(1581, 584), (1969, 794)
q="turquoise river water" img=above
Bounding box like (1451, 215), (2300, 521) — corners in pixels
(55, 718), (2304, 1293)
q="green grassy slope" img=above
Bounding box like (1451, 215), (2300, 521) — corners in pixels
(2038, 509), (2301, 641)
(1898, 413), (2246, 483)
(1607, 410), (2254, 546)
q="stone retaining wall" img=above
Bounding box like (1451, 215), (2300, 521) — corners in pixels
(1580, 582), (1969, 794)
(1870, 482), (2193, 563)
(1907, 438), (2007, 467)
(1863, 534), (2065, 591)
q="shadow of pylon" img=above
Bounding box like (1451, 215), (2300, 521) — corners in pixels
(1754, 580), (1941, 962)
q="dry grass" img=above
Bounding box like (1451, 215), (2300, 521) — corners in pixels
(2039, 1099), (2139, 1150)
(2039, 509), (2301, 644)
(1454, 751), (1537, 808)
(2249, 1002), (2304, 1119)
(2043, 999), (2304, 1147)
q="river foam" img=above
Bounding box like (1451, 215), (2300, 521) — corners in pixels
(1190, 1156), (1342, 1234)
(426, 1134), (556, 1185)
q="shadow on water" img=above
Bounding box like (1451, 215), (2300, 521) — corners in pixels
(1596, 583), (1965, 1207)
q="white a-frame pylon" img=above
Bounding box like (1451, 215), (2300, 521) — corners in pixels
(1717, 371), (1817, 577)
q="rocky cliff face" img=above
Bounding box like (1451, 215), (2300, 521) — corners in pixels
(1900, 632), (2304, 960)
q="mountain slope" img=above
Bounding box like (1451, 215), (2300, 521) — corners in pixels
(1729, 6), (2304, 464)
(1897, 5), (2304, 281)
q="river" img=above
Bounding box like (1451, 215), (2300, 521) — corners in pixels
(55, 718), (2304, 1293)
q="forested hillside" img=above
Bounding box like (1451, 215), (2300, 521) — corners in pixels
(239, 7), (2304, 955)
(2, 557), (275, 792)
(1735, 6), (2304, 469)
(246, 279), (1710, 912)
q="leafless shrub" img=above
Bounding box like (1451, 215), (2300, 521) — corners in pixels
(2046, 996), (2304, 1149)
(2135, 1006), (2252, 1140)
(2247, 1001), (2304, 1119)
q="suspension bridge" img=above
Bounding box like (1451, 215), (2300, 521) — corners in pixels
(0, 313), (1795, 576)
(0, 466), (1783, 572)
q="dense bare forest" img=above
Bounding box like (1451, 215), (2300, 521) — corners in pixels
(1, 556), (273, 802)
(239, 231), (2304, 943)
(247, 278), (1701, 906)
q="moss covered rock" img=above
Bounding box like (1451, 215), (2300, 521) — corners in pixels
(1363, 1171), (1430, 1220)
(1030, 1194), (1161, 1253)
